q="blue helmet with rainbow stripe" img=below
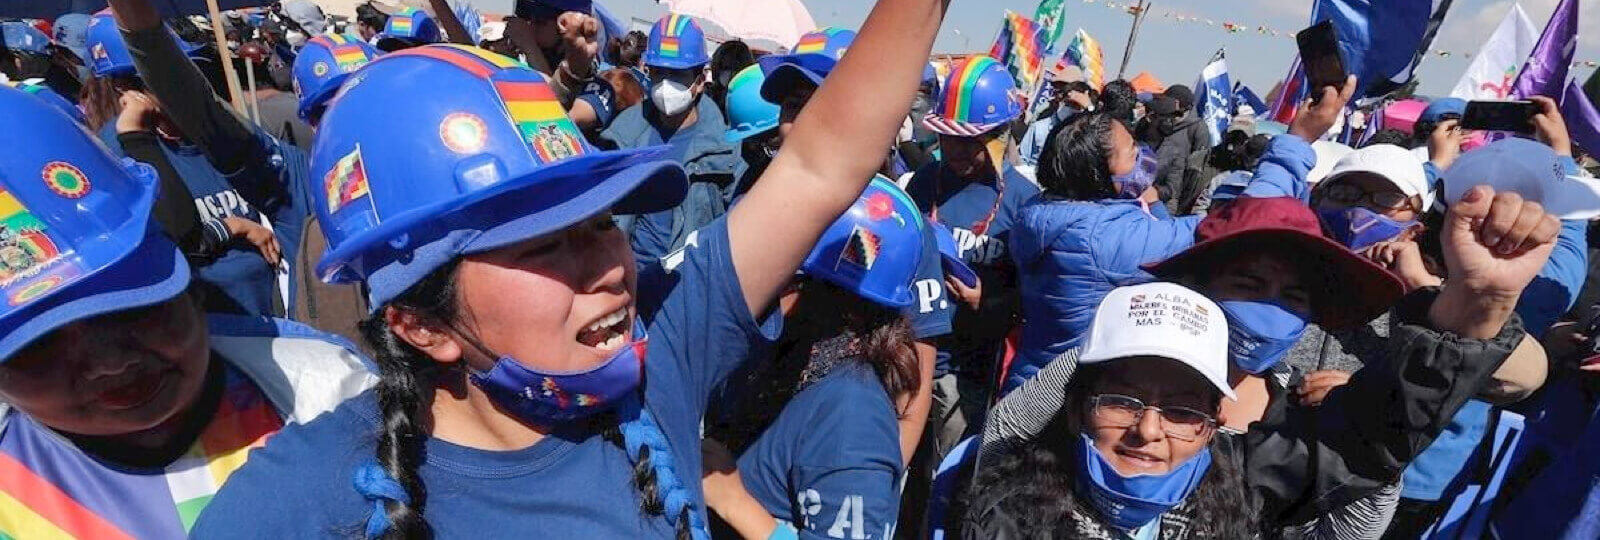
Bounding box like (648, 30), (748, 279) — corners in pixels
(643, 13), (709, 70)
(3, 80), (85, 125)
(923, 56), (1020, 137)
(85, 10), (204, 78)
(377, 6), (441, 51)
(801, 176), (925, 308)
(0, 84), (188, 361)
(758, 27), (856, 102)
(724, 65), (778, 142)
(292, 34), (381, 121)
(310, 44), (686, 308)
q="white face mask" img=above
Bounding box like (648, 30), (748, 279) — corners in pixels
(286, 30), (307, 48)
(650, 79), (697, 116)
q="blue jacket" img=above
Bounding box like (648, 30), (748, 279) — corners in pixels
(1004, 136), (1315, 393)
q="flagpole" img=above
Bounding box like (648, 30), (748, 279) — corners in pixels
(1116, 0), (1150, 79)
(203, 0), (246, 113)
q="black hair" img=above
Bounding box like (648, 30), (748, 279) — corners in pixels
(1037, 111), (1118, 201)
(1364, 128), (1410, 148)
(1097, 80), (1138, 127)
(358, 261), (695, 539)
(356, 3), (389, 32)
(706, 279), (921, 454)
(951, 363), (1256, 537)
(617, 31), (648, 68)
(707, 40), (755, 116)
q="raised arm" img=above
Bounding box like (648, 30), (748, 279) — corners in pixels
(727, 0), (949, 315)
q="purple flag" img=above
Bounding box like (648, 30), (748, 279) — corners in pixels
(1511, 0), (1578, 99)
(1562, 80), (1600, 156)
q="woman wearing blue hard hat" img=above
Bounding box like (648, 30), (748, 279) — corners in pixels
(192, 0), (948, 534)
(0, 82), (373, 540)
(702, 177), (926, 540)
(85, 4), (317, 319)
(602, 13), (740, 267)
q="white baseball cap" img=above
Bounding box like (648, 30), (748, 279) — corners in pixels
(1079, 282), (1235, 400)
(1320, 143), (1434, 212)
(1441, 138), (1600, 220)
(478, 21), (506, 43)
(1308, 140), (1353, 184)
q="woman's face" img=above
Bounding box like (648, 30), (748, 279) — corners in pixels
(0, 292), (211, 436)
(450, 213), (638, 374)
(1107, 121), (1139, 178)
(777, 83), (816, 148)
(1081, 356), (1220, 476)
(1204, 251), (1313, 316)
(1313, 172), (1420, 222)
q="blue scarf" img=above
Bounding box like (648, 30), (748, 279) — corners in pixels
(1076, 434), (1213, 531)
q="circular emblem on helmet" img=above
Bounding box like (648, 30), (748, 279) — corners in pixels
(9, 276), (63, 306)
(313, 62), (330, 77)
(439, 112), (489, 154)
(41, 162), (90, 198)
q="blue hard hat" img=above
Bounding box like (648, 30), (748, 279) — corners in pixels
(1419, 97), (1467, 124)
(85, 10), (204, 78)
(724, 65), (778, 143)
(2, 22), (51, 55)
(923, 56), (1020, 137)
(3, 80), (84, 125)
(643, 13), (709, 70)
(292, 34), (381, 121)
(801, 176), (925, 308)
(0, 85), (189, 362)
(311, 44), (686, 308)
(930, 222), (977, 289)
(758, 27), (855, 102)
(377, 6), (442, 51)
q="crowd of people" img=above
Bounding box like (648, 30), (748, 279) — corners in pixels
(0, 0), (1598, 538)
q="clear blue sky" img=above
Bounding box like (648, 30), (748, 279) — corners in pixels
(603, 0), (1598, 97)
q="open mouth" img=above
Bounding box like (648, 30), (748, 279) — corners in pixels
(1114, 447), (1166, 471)
(576, 306), (630, 352)
(94, 366), (172, 411)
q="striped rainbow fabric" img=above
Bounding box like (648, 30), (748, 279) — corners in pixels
(1064, 29), (1104, 91)
(934, 55), (1006, 133)
(390, 7), (417, 35)
(654, 13), (694, 58)
(987, 11), (1046, 92)
(793, 27), (846, 54)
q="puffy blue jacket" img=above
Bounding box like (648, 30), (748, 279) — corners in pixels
(1004, 136), (1315, 393)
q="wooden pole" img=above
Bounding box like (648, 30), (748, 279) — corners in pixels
(203, 0), (246, 113)
(1116, 0), (1150, 80)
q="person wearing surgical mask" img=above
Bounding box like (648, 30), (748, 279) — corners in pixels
(600, 13), (739, 266)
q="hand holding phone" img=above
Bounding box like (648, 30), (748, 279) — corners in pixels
(1297, 21), (1346, 104)
(1461, 100), (1539, 133)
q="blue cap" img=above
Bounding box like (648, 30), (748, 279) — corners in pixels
(758, 27), (856, 102)
(2, 22), (50, 55)
(930, 222), (978, 289)
(643, 14), (709, 70)
(377, 6), (442, 50)
(310, 45), (686, 308)
(52, 13), (92, 62)
(0, 85), (190, 362)
(85, 11), (204, 78)
(3, 80), (85, 125)
(1419, 97), (1467, 124)
(801, 176), (925, 308)
(292, 34), (381, 121)
(724, 65), (778, 142)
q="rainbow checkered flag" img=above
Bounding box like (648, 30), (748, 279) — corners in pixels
(1063, 28), (1104, 91)
(987, 11), (1047, 94)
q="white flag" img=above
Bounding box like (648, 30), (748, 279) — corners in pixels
(1449, 3), (1538, 100)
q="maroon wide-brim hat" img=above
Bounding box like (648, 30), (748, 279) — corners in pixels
(1144, 196), (1405, 329)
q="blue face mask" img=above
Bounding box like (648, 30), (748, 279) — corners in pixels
(469, 319), (646, 425)
(1316, 206), (1417, 252)
(1076, 434), (1212, 531)
(1115, 144), (1158, 199)
(1218, 300), (1309, 374)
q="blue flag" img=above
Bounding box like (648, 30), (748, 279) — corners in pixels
(1232, 83), (1269, 116)
(1196, 50), (1232, 146)
(1312, 0), (1454, 99)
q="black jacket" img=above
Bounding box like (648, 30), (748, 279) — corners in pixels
(1154, 111), (1213, 214)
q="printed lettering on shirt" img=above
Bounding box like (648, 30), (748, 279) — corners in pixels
(193, 189), (257, 222)
(915, 278), (946, 314)
(950, 227), (1006, 266)
(662, 230), (699, 273)
(796, 488), (823, 524)
(827, 494), (867, 539)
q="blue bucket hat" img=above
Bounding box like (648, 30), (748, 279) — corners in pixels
(758, 27), (856, 102)
(0, 85), (189, 361)
(801, 176), (926, 308)
(292, 34), (381, 121)
(643, 13), (709, 70)
(85, 10), (204, 78)
(1419, 97), (1467, 125)
(725, 65), (778, 142)
(310, 44), (686, 308)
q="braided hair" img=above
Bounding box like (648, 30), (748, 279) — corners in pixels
(355, 260), (705, 539)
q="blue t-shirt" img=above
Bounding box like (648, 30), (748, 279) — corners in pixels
(602, 98), (741, 266)
(905, 163), (1040, 375)
(737, 363), (903, 540)
(908, 223), (954, 341)
(100, 126), (311, 317)
(191, 219), (781, 537)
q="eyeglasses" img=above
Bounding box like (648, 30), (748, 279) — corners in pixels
(1318, 183), (1414, 211)
(1090, 394), (1217, 442)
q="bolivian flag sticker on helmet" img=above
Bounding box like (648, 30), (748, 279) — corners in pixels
(41, 162), (90, 198)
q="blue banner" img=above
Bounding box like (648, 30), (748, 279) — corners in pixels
(1196, 50), (1231, 146)
(1312, 0), (1454, 99)
(1232, 83), (1268, 116)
